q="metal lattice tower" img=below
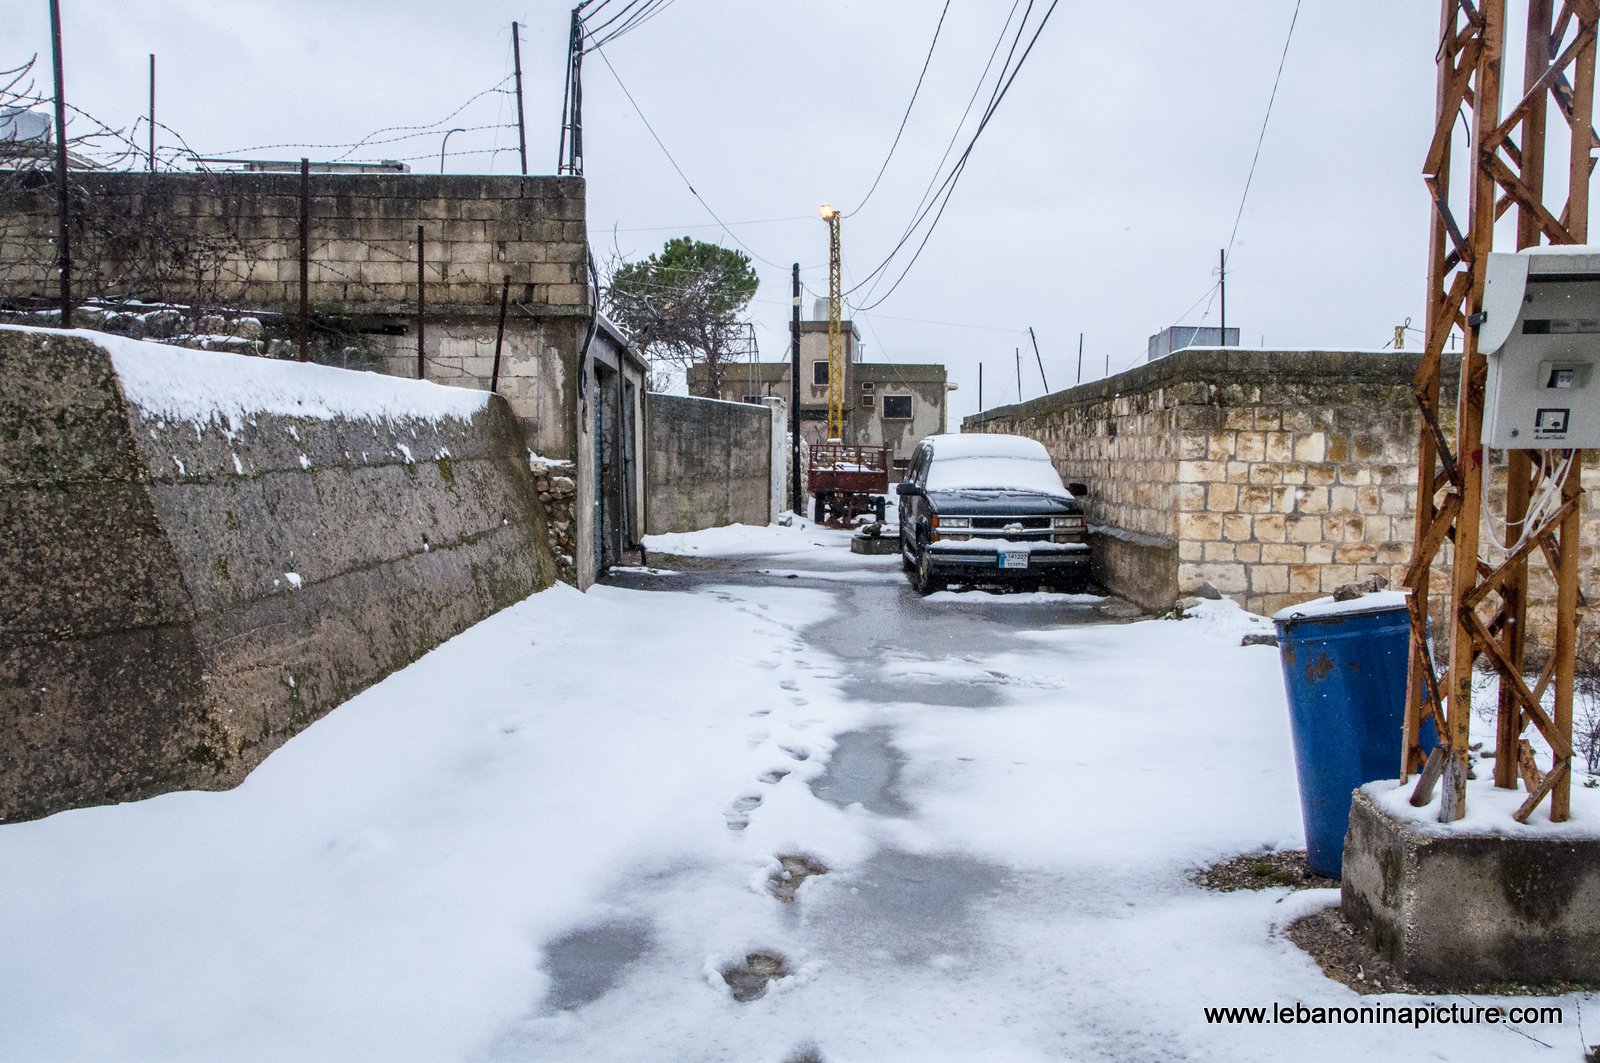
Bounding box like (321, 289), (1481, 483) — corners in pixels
(1403, 0), (1596, 824)
(821, 204), (844, 440)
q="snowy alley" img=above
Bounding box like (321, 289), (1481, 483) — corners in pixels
(0, 520), (1594, 1062)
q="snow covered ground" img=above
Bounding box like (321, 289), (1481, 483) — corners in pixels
(0, 523), (1594, 1062)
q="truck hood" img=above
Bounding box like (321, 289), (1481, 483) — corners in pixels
(925, 488), (1083, 516)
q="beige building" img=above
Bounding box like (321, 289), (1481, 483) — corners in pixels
(690, 318), (950, 480)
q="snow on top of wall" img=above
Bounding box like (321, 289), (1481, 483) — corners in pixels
(3, 325), (489, 428)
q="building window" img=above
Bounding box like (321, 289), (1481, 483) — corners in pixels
(860, 381), (875, 392)
(799, 406), (828, 421)
(882, 395), (913, 420)
(860, 394), (875, 409)
(811, 361), (829, 386)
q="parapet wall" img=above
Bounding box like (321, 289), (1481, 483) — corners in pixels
(645, 393), (776, 535)
(0, 328), (557, 822)
(968, 349), (1599, 636)
(0, 171), (588, 314)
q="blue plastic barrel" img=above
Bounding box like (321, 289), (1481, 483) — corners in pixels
(1272, 593), (1435, 877)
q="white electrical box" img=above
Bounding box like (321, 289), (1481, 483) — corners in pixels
(1481, 246), (1600, 448)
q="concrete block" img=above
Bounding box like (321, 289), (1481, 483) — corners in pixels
(1342, 787), (1600, 987)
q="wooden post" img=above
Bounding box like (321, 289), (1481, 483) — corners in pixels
(298, 158), (310, 362)
(416, 225), (426, 380)
(491, 276), (510, 393)
(1439, 0), (1504, 823)
(48, 0), (72, 329)
(1497, 0), (1552, 788)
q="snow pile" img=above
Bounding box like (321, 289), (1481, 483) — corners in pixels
(643, 516), (844, 559)
(3, 325), (488, 428)
(1367, 774), (1600, 838)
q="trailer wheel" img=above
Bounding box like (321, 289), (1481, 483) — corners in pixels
(812, 493), (827, 523)
(874, 497), (886, 523)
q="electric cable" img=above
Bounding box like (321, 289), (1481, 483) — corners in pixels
(848, 0), (953, 216)
(849, 0), (1062, 311)
(1225, 0), (1303, 257)
(589, 44), (789, 270)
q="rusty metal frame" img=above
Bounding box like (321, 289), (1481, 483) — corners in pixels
(1403, 0), (1595, 823)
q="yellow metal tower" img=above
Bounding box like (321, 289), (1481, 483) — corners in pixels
(819, 204), (844, 440)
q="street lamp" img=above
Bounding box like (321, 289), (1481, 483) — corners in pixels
(439, 128), (465, 173)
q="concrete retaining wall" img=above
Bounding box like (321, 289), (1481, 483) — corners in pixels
(0, 328), (557, 823)
(645, 393), (775, 534)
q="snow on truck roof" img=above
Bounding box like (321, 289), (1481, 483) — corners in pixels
(926, 433), (1052, 461)
(923, 433), (1071, 496)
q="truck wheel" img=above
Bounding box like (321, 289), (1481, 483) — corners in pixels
(912, 547), (946, 596)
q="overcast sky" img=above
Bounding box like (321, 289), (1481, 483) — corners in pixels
(13, 1), (1459, 425)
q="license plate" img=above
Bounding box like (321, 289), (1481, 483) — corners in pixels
(999, 551), (1029, 570)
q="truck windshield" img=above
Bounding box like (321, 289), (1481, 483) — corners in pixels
(925, 455), (1069, 496)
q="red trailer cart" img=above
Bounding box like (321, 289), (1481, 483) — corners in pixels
(808, 442), (890, 524)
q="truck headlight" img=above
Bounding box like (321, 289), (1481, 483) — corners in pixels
(936, 517), (972, 529)
(1052, 515), (1085, 530)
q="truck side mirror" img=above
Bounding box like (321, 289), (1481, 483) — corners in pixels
(1068, 482), (1089, 497)
(896, 483), (923, 497)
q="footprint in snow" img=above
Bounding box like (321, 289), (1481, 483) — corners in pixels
(725, 794), (762, 831)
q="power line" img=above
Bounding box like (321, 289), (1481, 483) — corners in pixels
(589, 44), (790, 270)
(1225, 0), (1302, 256)
(850, 0), (1062, 312)
(848, 0), (952, 216)
(846, 1), (1034, 300)
(605, 215), (814, 234)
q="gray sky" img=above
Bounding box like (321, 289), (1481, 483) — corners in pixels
(12, 1), (1447, 425)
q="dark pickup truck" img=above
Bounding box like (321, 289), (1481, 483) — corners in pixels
(896, 433), (1090, 595)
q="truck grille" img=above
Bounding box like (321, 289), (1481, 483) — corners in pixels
(972, 516), (1050, 530)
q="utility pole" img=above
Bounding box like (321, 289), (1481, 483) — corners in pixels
(1076, 332), (1083, 384)
(790, 263), (802, 514)
(511, 21), (528, 176)
(1029, 326), (1048, 391)
(1218, 248), (1228, 346)
(820, 204), (844, 440)
(1400, 0), (1592, 828)
(1015, 347), (1022, 403)
(559, 8), (585, 176)
(147, 54), (155, 173)
(48, 0), (71, 328)
(978, 363), (983, 413)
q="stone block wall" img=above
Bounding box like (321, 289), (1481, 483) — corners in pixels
(965, 351), (1451, 615)
(645, 394), (776, 535)
(0, 329), (558, 822)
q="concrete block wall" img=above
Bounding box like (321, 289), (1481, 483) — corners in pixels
(0, 329), (558, 822)
(0, 172), (590, 460)
(645, 393), (775, 535)
(0, 172), (589, 313)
